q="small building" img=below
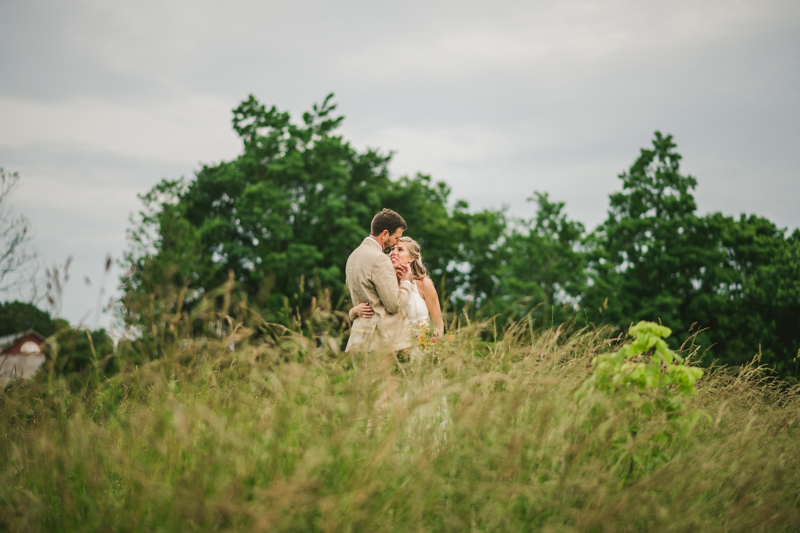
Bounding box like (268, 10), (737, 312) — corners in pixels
(0, 330), (47, 388)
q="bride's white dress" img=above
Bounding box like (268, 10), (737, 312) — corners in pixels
(405, 281), (430, 328)
(401, 280), (450, 455)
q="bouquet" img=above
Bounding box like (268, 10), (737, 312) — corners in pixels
(413, 322), (454, 359)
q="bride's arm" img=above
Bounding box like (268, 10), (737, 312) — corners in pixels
(418, 277), (444, 337)
(349, 302), (374, 321)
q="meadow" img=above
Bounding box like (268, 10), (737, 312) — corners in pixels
(1, 308), (799, 532)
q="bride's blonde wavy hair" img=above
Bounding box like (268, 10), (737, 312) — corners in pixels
(397, 236), (427, 280)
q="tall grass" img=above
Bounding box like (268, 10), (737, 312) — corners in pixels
(1, 309), (799, 532)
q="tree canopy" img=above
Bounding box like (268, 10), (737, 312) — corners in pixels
(583, 133), (800, 374)
(121, 96), (800, 377)
(122, 94), (475, 327)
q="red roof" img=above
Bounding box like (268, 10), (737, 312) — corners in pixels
(0, 330), (47, 355)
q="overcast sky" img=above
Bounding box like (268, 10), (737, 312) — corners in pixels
(1, 0), (798, 326)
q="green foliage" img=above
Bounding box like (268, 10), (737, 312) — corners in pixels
(499, 192), (586, 325)
(450, 207), (508, 312)
(0, 300), (57, 337)
(584, 132), (800, 376)
(122, 94), (466, 327)
(578, 321), (707, 473)
(48, 326), (116, 376)
(584, 132), (721, 338)
(584, 321), (704, 403)
(707, 214), (800, 374)
(118, 95), (800, 376)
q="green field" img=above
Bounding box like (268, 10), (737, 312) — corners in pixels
(2, 319), (799, 532)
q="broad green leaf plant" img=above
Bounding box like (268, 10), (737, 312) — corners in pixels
(577, 321), (707, 474)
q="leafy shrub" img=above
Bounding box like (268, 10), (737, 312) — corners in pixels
(577, 320), (708, 475)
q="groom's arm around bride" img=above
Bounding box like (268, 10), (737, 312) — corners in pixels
(345, 209), (414, 353)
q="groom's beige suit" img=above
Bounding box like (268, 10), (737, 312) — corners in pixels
(345, 237), (413, 353)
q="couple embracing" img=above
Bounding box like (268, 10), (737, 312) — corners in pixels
(345, 209), (445, 354)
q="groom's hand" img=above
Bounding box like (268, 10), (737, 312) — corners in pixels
(400, 264), (413, 282)
(394, 263), (409, 283)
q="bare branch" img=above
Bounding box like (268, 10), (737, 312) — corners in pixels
(0, 167), (39, 298)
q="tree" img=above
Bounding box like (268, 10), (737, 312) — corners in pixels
(450, 207), (508, 317)
(48, 326), (116, 376)
(0, 168), (37, 298)
(121, 94), (472, 328)
(583, 132), (723, 340)
(584, 132), (800, 376)
(0, 300), (57, 337)
(500, 192), (586, 325)
(706, 215), (800, 374)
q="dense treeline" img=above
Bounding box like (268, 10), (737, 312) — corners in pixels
(121, 94), (800, 377)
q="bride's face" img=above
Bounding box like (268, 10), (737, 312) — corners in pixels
(390, 243), (412, 265)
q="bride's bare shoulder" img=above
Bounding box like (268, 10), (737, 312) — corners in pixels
(418, 276), (437, 294)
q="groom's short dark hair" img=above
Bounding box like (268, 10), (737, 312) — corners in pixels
(371, 208), (407, 236)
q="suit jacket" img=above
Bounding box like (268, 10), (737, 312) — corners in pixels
(345, 237), (413, 352)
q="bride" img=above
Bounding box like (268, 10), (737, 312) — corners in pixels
(353, 237), (451, 447)
(349, 236), (444, 340)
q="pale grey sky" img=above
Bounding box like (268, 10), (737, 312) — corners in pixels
(1, 0), (798, 326)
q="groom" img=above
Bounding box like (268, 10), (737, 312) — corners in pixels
(345, 208), (414, 353)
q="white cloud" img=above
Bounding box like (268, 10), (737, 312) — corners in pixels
(333, 0), (780, 82)
(0, 95), (241, 164)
